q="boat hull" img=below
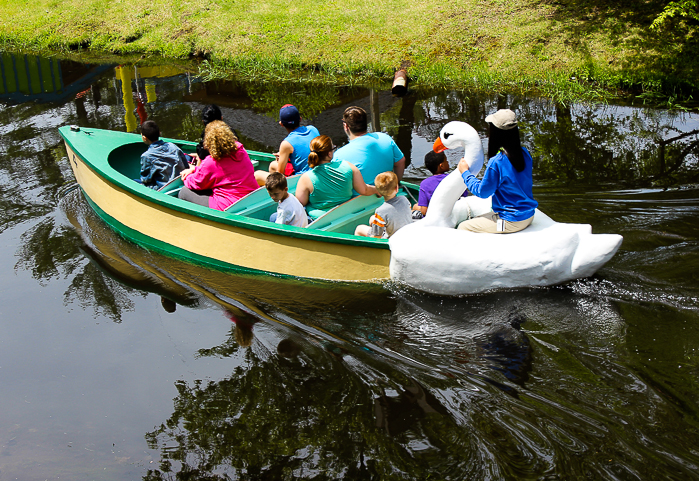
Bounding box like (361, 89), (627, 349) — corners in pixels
(62, 129), (391, 282)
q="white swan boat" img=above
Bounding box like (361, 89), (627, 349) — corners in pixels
(389, 122), (623, 296)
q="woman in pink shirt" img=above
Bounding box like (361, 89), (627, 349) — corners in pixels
(178, 120), (259, 210)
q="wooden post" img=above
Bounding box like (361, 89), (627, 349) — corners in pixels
(370, 89), (381, 132)
(391, 69), (408, 97)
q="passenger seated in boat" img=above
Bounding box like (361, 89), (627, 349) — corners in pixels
(294, 135), (378, 215)
(412, 151), (469, 218)
(138, 120), (189, 190)
(178, 120), (259, 210)
(455, 109), (537, 233)
(265, 172), (308, 228)
(355, 172), (413, 238)
(334, 106), (406, 190)
(254, 104), (320, 186)
(192, 104), (223, 164)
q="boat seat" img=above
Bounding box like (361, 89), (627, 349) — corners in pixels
(108, 142), (148, 179)
(247, 151), (276, 173)
(158, 177), (184, 196)
(306, 185), (417, 235)
(307, 194), (384, 235)
(225, 175), (301, 221)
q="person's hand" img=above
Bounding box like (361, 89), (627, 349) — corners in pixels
(458, 157), (470, 173)
(188, 153), (200, 166)
(180, 167), (195, 180)
(273, 152), (280, 161)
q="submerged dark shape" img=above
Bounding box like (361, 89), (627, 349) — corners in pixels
(478, 311), (532, 386)
(374, 378), (448, 437)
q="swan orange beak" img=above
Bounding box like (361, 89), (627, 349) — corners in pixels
(433, 138), (448, 153)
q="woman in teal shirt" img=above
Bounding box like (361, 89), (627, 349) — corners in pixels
(295, 135), (377, 213)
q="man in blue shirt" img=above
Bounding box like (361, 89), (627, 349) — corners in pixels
(254, 104), (319, 185)
(139, 120), (189, 190)
(334, 106), (405, 188)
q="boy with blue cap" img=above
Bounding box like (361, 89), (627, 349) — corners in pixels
(255, 104), (320, 185)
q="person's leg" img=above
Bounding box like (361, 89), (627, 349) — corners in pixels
(254, 170), (269, 187)
(502, 216), (534, 233)
(457, 211), (499, 233)
(178, 186), (212, 207)
(355, 224), (371, 236)
(458, 212), (534, 233)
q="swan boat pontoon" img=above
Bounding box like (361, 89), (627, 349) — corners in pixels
(59, 124), (623, 296)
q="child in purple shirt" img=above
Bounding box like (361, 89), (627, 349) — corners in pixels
(412, 151), (469, 217)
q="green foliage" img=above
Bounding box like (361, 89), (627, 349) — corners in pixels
(652, 0), (699, 29)
(2, 0), (699, 102)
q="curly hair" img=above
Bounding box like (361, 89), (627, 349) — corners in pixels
(203, 120), (238, 160)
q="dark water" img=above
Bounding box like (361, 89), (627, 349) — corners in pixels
(1, 52), (699, 480)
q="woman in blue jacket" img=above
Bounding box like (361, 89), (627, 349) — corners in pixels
(457, 109), (537, 233)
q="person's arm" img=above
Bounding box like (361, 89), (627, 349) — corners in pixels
(349, 163), (378, 196)
(294, 173), (313, 206)
(272, 140), (294, 173)
(188, 153), (201, 166)
(458, 157), (498, 198)
(415, 185), (430, 215)
(175, 146), (190, 172)
(275, 204), (288, 225)
(180, 166), (196, 181)
(140, 153), (155, 185)
(182, 161), (214, 190)
(393, 157), (406, 182)
(411, 201), (427, 215)
(390, 137), (405, 181)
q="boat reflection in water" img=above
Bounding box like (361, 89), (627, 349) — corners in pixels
(62, 186), (397, 335)
(61, 180), (644, 479)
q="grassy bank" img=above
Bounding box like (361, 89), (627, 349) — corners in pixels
(1, 0), (698, 105)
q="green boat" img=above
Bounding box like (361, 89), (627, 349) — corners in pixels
(59, 125), (420, 283)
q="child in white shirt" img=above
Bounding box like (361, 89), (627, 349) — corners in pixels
(266, 172), (308, 227)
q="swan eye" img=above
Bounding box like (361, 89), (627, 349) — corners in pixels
(444, 132), (452, 139)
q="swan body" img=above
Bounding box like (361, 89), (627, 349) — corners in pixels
(388, 121), (623, 295)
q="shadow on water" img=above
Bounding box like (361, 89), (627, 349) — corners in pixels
(3, 51), (699, 479)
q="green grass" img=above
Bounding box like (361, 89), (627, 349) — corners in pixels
(1, 0), (698, 105)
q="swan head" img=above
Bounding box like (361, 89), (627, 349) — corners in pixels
(432, 121), (484, 175)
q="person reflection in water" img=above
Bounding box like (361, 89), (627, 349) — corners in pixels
(227, 311), (256, 348)
(160, 296), (177, 313)
(277, 338), (302, 359)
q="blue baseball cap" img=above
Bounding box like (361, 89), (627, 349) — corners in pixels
(279, 104), (300, 127)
